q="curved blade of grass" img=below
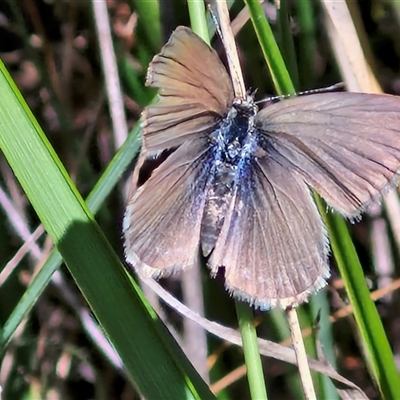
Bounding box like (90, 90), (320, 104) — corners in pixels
(0, 121), (141, 350)
(0, 60), (215, 400)
(321, 208), (400, 397)
(245, 0), (400, 397)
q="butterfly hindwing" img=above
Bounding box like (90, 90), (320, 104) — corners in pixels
(124, 139), (213, 277)
(209, 156), (330, 309)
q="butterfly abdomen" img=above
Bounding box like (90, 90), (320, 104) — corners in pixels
(200, 103), (260, 257)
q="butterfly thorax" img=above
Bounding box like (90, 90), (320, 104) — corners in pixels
(200, 98), (260, 258)
(211, 98), (258, 161)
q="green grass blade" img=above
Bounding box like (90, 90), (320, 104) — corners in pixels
(276, 0), (299, 89)
(127, 0), (161, 53)
(323, 210), (400, 397)
(296, 0), (317, 88)
(244, 0), (295, 95)
(188, 0), (210, 44)
(0, 122), (141, 350)
(236, 302), (268, 400)
(0, 59), (215, 400)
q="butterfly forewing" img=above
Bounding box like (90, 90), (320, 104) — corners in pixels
(256, 92), (400, 218)
(209, 156), (330, 309)
(143, 26), (234, 153)
(123, 139), (212, 276)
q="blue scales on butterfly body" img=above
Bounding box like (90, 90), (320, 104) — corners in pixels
(200, 97), (260, 257)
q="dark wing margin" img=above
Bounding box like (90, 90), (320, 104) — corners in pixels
(143, 26), (234, 153)
(124, 139), (213, 277)
(208, 157), (330, 310)
(256, 92), (400, 218)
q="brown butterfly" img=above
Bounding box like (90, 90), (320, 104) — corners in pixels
(123, 26), (400, 310)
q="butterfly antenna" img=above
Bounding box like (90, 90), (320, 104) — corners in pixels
(255, 82), (346, 105)
(299, 82), (345, 95)
(207, 4), (224, 44)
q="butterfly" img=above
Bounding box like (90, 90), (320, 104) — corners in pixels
(123, 26), (400, 310)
